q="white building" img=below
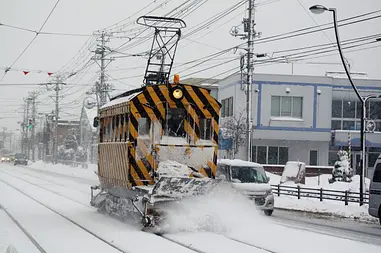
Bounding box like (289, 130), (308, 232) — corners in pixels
(218, 73), (381, 175)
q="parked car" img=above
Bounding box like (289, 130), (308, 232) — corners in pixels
(369, 154), (381, 225)
(14, 153), (28, 166)
(217, 159), (274, 216)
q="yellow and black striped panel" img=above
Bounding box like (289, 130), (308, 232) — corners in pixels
(126, 83), (221, 182)
(98, 142), (130, 189)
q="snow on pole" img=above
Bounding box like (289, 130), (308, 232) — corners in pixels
(348, 131), (351, 169)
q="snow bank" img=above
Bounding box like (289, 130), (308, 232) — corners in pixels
(28, 161), (98, 182)
(267, 171), (375, 221)
(274, 196), (378, 223)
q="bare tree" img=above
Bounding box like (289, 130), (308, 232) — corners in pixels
(220, 109), (246, 157)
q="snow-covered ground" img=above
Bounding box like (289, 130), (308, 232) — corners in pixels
(24, 161), (377, 222)
(28, 160), (98, 181)
(0, 162), (381, 252)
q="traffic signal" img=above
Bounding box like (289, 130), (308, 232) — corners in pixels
(28, 118), (33, 129)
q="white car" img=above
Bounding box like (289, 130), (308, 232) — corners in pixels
(369, 154), (381, 225)
(217, 159), (274, 216)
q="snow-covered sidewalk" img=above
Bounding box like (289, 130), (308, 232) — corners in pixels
(268, 172), (378, 223)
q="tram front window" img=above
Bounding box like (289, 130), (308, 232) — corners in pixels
(166, 108), (186, 137)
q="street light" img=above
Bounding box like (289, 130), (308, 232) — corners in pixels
(309, 5), (373, 205)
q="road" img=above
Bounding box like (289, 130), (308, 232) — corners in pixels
(0, 162), (380, 253)
(272, 207), (381, 245)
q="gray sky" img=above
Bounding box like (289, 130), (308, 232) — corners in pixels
(0, 0), (380, 132)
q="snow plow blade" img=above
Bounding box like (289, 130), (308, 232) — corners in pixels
(150, 176), (221, 201)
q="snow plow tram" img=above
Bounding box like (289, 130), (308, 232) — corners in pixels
(90, 16), (222, 231)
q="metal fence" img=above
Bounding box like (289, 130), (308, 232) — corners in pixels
(271, 184), (369, 205)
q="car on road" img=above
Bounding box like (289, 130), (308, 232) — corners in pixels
(14, 153), (28, 166)
(369, 154), (381, 225)
(1, 155), (11, 163)
(217, 159), (274, 216)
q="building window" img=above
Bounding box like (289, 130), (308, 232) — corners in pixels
(309, 150), (318, 166)
(252, 145), (288, 165)
(271, 96), (303, 118)
(331, 98), (381, 131)
(221, 96), (233, 117)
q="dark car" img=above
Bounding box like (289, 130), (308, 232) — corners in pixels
(14, 153), (28, 166)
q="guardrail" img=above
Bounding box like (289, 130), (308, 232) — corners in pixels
(56, 159), (89, 168)
(271, 184), (369, 205)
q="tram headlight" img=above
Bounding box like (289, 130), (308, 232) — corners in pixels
(172, 88), (183, 100)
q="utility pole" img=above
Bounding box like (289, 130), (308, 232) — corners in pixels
(100, 31), (107, 107)
(20, 102), (27, 153)
(246, 0), (255, 162)
(92, 31), (113, 109)
(26, 97), (30, 159)
(230, 0), (258, 161)
(41, 76), (65, 164)
(31, 92), (37, 162)
(53, 78), (61, 164)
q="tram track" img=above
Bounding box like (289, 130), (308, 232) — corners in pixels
(159, 233), (277, 253)
(0, 170), (90, 208)
(0, 167), (280, 253)
(0, 177), (128, 253)
(0, 204), (47, 253)
(8, 166), (90, 194)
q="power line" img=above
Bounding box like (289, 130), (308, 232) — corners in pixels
(295, 0), (333, 44)
(0, 0), (61, 82)
(0, 22), (91, 36)
(255, 10), (381, 44)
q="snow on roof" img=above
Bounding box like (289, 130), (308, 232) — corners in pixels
(326, 71), (369, 79)
(217, 159), (262, 168)
(100, 93), (138, 109)
(199, 82), (218, 87)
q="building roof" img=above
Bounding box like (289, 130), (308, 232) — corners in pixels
(181, 77), (220, 88)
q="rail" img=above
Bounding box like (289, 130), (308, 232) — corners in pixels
(271, 184), (369, 205)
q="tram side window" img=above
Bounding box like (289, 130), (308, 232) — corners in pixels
(119, 114), (124, 141)
(124, 114), (129, 142)
(115, 115), (120, 142)
(199, 118), (212, 140)
(138, 118), (151, 137)
(100, 118), (104, 143)
(165, 108), (186, 137)
(104, 117), (110, 142)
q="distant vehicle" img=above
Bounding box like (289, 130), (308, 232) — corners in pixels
(1, 155), (10, 163)
(217, 159), (274, 216)
(14, 153), (28, 166)
(369, 154), (381, 225)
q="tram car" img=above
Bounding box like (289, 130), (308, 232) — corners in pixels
(90, 16), (222, 231)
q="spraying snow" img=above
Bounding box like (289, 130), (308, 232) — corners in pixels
(163, 183), (265, 234)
